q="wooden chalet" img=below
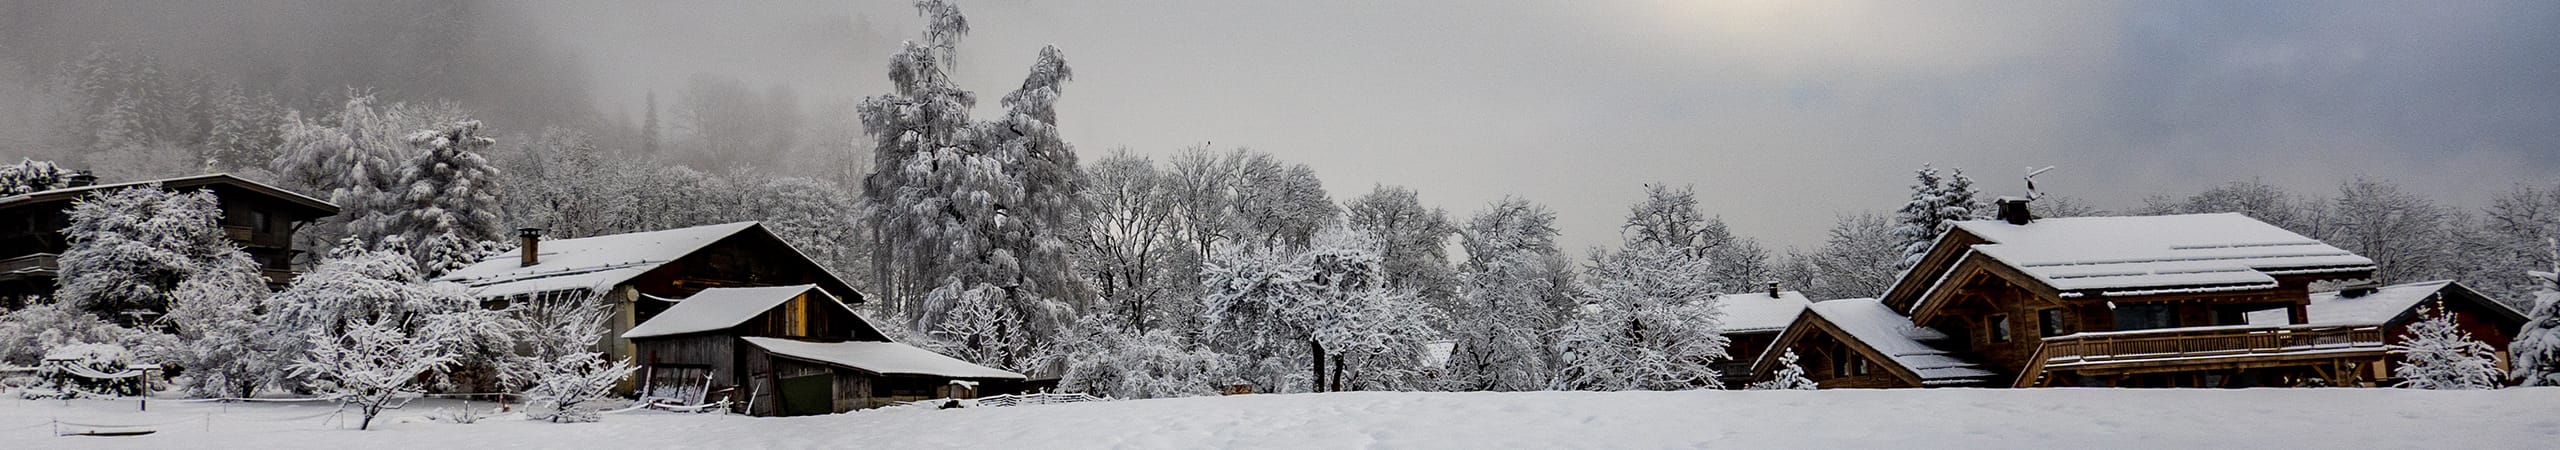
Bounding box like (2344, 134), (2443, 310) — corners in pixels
(622, 285), (1025, 416)
(435, 222), (862, 364)
(1750, 199), (2527, 388)
(1712, 286), (1813, 389)
(0, 173), (337, 308)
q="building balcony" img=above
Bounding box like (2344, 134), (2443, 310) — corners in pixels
(2037, 324), (2386, 373)
(0, 253), (59, 280)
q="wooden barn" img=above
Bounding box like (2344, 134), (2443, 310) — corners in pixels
(1749, 199), (2527, 389)
(0, 173), (337, 308)
(623, 284), (1025, 416)
(436, 222), (861, 364)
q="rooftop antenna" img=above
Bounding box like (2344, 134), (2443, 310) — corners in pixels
(2022, 166), (2056, 201)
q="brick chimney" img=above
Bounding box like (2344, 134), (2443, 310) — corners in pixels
(517, 227), (544, 267)
(1996, 197), (2033, 225)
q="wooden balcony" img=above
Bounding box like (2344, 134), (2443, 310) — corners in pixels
(2040, 324), (2386, 370)
(0, 253), (59, 280)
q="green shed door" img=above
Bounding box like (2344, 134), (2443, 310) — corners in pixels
(778, 374), (834, 416)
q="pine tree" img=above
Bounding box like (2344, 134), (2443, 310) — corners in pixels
(0, 158), (69, 195)
(381, 121), (504, 278)
(2513, 259), (2560, 386)
(2391, 304), (2503, 390)
(1747, 350), (1819, 390)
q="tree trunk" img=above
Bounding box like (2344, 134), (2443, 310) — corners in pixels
(1310, 338), (1327, 393)
(1331, 354), (1346, 392)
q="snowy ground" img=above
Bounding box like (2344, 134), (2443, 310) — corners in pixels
(6, 388), (2558, 449)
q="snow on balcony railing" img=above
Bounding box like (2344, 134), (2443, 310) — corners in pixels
(2040, 324), (2385, 366)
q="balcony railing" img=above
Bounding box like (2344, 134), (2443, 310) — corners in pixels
(0, 253), (59, 276)
(2041, 324), (2386, 366)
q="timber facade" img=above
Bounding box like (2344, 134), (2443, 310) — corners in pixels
(1750, 200), (2528, 389)
(624, 285), (1024, 416)
(0, 173), (337, 308)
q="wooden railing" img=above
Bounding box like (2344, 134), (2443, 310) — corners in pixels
(0, 253), (58, 276)
(2041, 325), (2385, 366)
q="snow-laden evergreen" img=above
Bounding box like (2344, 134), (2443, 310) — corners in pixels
(381, 120), (505, 278)
(499, 293), (635, 423)
(2512, 265), (2560, 386)
(56, 186), (232, 319)
(1748, 350), (1819, 390)
(1891, 165), (1980, 269)
(1555, 243), (1729, 391)
(2389, 304), (2503, 390)
(0, 157), (68, 195)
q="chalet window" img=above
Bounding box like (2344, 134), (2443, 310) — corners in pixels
(2038, 308), (2068, 337)
(1989, 315), (2012, 343)
(1851, 357), (1871, 376)
(2114, 304), (2178, 331)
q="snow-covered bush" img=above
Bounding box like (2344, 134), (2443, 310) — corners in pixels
(2391, 305), (2503, 390)
(0, 302), (147, 366)
(0, 158), (68, 195)
(1055, 324), (1234, 399)
(1748, 350), (1819, 390)
(36, 343), (145, 396)
(501, 293), (635, 423)
(1555, 243), (1729, 391)
(288, 315), (458, 430)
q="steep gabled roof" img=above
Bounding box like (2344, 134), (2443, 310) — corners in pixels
(436, 222), (859, 301)
(1951, 213), (2373, 296)
(1757, 298), (1994, 387)
(0, 173), (337, 217)
(1719, 290), (1813, 334)
(744, 337), (1025, 380)
(623, 285), (841, 339)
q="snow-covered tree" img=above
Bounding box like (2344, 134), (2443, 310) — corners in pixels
(1054, 322), (1234, 399)
(379, 120), (505, 278)
(2390, 304), (2503, 390)
(926, 281), (1033, 372)
(1892, 165), (1979, 269)
(1231, 152), (1337, 249)
(0, 157), (69, 195)
(1345, 185), (1459, 305)
(164, 249), (283, 398)
(1556, 243), (1729, 391)
(1747, 350), (1819, 390)
(1201, 222), (1436, 392)
(2332, 178), (2450, 283)
(288, 314), (458, 430)
(1072, 151), (1185, 332)
(270, 93), (470, 256)
(495, 128), (641, 239)
(2513, 261), (2560, 386)
(1780, 212), (1903, 300)
(501, 293), (636, 423)
(1445, 198), (1574, 391)
(267, 246), (485, 392)
(56, 186), (230, 319)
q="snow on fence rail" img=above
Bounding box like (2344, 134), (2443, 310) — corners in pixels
(974, 393), (1102, 408)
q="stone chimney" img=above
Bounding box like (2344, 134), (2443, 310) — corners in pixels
(1996, 197), (2033, 225)
(66, 171), (96, 187)
(517, 227), (544, 267)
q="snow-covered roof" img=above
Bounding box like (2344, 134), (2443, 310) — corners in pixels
(1718, 291), (1813, 334)
(1952, 213), (2373, 296)
(743, 337), (1026, 380)
(623, 285), (833, 339)
(2244, 280), (2461, 327)
(0, 172), (336, 216)
(1808, 298), (1995, 385)
(439, 222), (761, 298)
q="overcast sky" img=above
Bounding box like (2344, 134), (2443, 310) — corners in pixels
(524, 0), (2560, 251)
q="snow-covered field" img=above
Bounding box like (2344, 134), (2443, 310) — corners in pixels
(6, 388), (2557, 449)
